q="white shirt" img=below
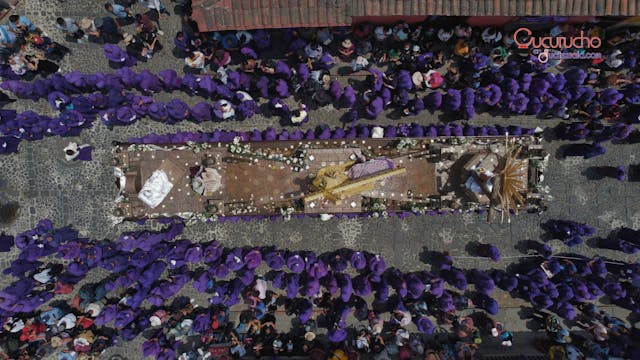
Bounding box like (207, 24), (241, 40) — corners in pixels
(57, 313), (77, 330)
(64, 142), (79, 161)
(140, 0), (162, 10)
(185, 51), (205, 69)
(33, 268), (52, 283)
(84, 303), (102, 317)
(290, 109), (307, 124)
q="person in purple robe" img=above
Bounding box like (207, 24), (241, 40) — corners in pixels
(562, 143), (605, 159)
(479, 244), (501, 262)
(339, 85), (356, 108)
(147, 102), (169, 122)
(1, 136), (20, 154)
(366, 97), (383, 119)
(243, 249), (262, 270)
(284, 272), (300, 299)
(599, 88), (624, 106)
(225, 248), (245, 272)
(190, 102), (212, 123)
(275, 79), (289, 98)
(166, 99), (189, 122)
(443, 89), (461, 112)
(138, 70), (162, 93)
(555, 122), (589, 141)
(158, 68), (182, 90)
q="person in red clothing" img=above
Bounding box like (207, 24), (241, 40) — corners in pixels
(19, 319), (46, 342)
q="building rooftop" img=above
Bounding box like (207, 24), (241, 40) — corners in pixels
(191, 0), (640, 32)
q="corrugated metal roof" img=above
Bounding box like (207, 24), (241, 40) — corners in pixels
(191, 0), (640, 32)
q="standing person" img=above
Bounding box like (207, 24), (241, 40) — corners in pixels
(55, 18), (85, 43)
(64, 142), (92, 161)
(104, 3), (134, 27)
(139, 0), (168, 34)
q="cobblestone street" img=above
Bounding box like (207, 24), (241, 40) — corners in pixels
(1, 1), (640, 358)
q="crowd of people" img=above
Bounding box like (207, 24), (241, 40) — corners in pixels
(1, 3), (640, 359)
(0, 219), (638, 359)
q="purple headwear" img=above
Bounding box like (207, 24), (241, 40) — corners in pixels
(275, 79), (289, 98)
(194, 76), (214, 96)
(397, 70), (413, 91)
(287, 253), (305, 273)
(285, 273), (300, 299)
(443, 268), (467, 290)
(352, 274), (372, 297)
(268, 270), (286, 289)
(308, 260), (328, 279)
(430, 277), (445, 298)
(339, 86), (356, 109)
(185, 102), (211, 122)
(115, 67), (139, 89)
(95, 304), (117, 326)
(564, 67), (587, 85)
(139, 70), (162, 93)
(416, 317), (434, 334)
(264, 127), (277, 141)
(114, 308), (138, 329)
(599, 88), (624, 106)
(193, 271), (212, 293)
(193, 312), (212, 334)
(501, 78), (520, 95)
(406, 273), (425, 299)
(145, 102), (167, 122)
(327, 328), (347, 343)
(243, 249), (262, 270)
(471, 292), (499, 315)
(443, 89), (462, 111)
(551, 301), (576, 320)
(438, 291), (455, 312)
(184, 245), (203, 263)
(369, 254), (386, 275)
(482, 244), (501, 262)
(116, 106), (137, 124)
(253, 30), (271, 49)
(225, 248), (245, 272)
(240, 46), (258, 59)
(158, 69), (182, 90)
(303, 277), (321, 297)
(256, 76), (269, 98)
(238, 269), (255, 286)
(275, 61), (292, 79)
(227, 71), (241, 90)
(265, 250), (285, 269)
(329, 80), (343, 100)
(320, 53), (335, 69)
(350, 251), (367, 271)
(366, 97), (383, 119)
(164, 99), (189, 122)
(424, 91), (442, 112)
(142, 339), (161, 357)
(103, 44), (126, 63)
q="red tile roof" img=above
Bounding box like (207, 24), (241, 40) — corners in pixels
(192, 0), (640, 32)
